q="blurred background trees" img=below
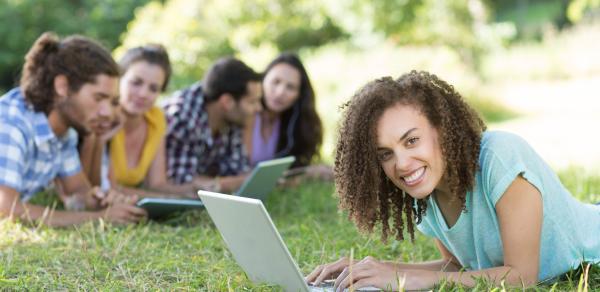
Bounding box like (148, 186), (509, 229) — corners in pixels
(2, 0), (599, 92)
(2, 0), (599, 168)
(0, 0), (150, 92)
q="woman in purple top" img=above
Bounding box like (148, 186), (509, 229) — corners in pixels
(244, 53), (332, 179)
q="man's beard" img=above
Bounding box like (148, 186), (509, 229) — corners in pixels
(56, 96), (90, 136)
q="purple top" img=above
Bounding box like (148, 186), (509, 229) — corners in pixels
(251, 113), (281, 166)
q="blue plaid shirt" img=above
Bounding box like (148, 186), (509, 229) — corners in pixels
(0, 88), (81, 201)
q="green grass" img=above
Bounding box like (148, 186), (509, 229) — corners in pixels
(1, 174), (599, 290)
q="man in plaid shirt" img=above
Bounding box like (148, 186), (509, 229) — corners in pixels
(163, 57), (262, 192)
(0, 32), (146, 226)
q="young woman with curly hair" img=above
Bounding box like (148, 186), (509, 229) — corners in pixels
(306, 71), (600, 290)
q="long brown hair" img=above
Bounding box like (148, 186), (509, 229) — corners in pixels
(20, 32), (119, 114)
(334, 71), (486, 242)
(263, 53), (323, 167)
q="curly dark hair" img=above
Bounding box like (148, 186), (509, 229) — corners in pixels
(263, 52), (323, 167)
(335, 71), (486, 242)
(20, 32), (119, 114)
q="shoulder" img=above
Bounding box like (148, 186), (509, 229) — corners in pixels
(1, 88), (30, 124)
(146, 106), (167, 132)
(0, 90), (32, 144)
(481, 130), (529, 150)
(479, 131), (534, 165)
(162, 83), (202, 108)
(478, 131), (542, 203)
(0, 119), (27, 145)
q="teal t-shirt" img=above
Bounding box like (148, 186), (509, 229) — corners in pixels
(416, 131), (600, 281)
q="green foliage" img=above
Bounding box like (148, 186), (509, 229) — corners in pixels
(0, 0), (149, 92)
(117, 0), (347, 90)
(568, 0), (600, 22)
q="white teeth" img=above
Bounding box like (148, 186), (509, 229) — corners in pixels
(403, 167), (425, 184)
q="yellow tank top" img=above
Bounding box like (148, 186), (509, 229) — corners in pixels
(110, 106), (166, 187)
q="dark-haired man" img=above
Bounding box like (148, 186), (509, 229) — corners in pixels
(0, 32), (146, 226)
(163, 57), (262, 192)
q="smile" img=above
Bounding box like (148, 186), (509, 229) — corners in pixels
(402, 167), (425, 186)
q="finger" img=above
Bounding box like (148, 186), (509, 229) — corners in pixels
(314, 262), (343, 285)
(305, 265), (324, 283)
(352, 278), (378, 291)
(334, 266), (349, 290)
(126, 205), (148, 217)
(335, 267), (371, 292)
(92, 187), (105, 199)
(100, 197), (110, 207)
(334, 260), (372, 290)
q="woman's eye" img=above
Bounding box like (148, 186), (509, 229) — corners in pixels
(286, 83), (298, 91)
(407, 137), (419, 146)
(377, 151), (392, 162)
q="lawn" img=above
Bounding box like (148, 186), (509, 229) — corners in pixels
(1, 168), (599, 291)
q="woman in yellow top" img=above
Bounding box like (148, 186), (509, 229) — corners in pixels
(80, 45), (200, 198)
(111, 44), (204, 197)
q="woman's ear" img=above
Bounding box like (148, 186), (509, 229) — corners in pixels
(53, 75), (69, 100)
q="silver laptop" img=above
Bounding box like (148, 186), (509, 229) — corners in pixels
(235, 156), (295, 200)
(197, 190), (380, 291)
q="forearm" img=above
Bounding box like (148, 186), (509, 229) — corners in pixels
(390, 258), (462, 272)
(192, 174), (247, 193)
(117, 185), (191, 199)
(88, 139), (105, 187)
(146, 182), (199, 199)
(79, 135), (104, 186)
(434, 266), (535, 288)
(217, 174), (247, 193)
(5, 201), (101, 227)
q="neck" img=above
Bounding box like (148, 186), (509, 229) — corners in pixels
(433, 176), (454, 203)
(261, 109), (280, 124)
(47, 109), (69, 137)
(206, 101), (226, 137)
(123, 110), (144, 133)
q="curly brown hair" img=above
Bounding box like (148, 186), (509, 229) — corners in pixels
(20, 32), (119, 114)
(334, 70), (486, 242)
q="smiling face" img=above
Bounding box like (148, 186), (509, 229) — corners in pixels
(376, 103), (446, 199)
(263, 63), (301, 113)
(119, 61), (166, 115)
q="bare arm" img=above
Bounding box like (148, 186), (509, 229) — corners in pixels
(307, 239), (461, 285)
(0, 185), (103, 227)
(59, 171), (100, 210)
(331, 176), (543, 291)
(439, 175), (542, 287)
(388, 240), (462, 272)
(78, 134), (104, 187)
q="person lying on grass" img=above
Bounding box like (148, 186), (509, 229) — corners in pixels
(305, 71), (600, 290)
(79, 44), (201, 199)
(243, 53), (332, 181)
(0, 32), (146, 227)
